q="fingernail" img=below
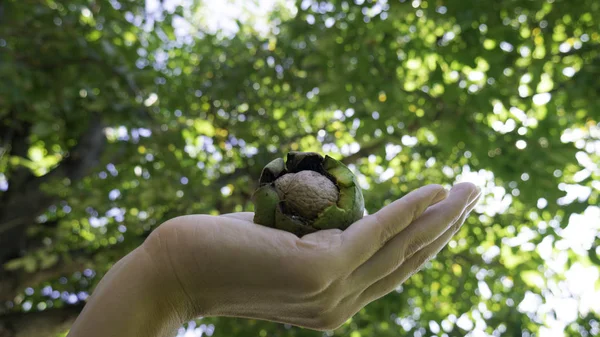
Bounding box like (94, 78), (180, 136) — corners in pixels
(432, 188), (448, 203)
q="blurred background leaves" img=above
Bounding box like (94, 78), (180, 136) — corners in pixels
(0, 0), (599, 336)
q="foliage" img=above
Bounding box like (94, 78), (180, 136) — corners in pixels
(0, 0), (599, 336)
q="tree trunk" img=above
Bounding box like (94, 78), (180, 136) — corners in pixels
(0, 115), (106, 305)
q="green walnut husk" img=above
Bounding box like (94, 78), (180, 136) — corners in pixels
(252, 151), (365, 236)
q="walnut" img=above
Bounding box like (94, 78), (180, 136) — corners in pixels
(274, 170), (339, 220)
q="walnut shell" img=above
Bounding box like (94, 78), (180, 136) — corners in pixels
(252, 151), (365, 236)
(274, 170), (339, 220)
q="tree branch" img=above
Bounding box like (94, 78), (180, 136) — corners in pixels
(0, 229), (154, 309)
(0, 257), (91, 308)
(0, 304), (85, 337)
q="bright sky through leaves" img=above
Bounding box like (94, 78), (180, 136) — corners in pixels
(1, 0), (599, 336)
(153, 1), (600, 336)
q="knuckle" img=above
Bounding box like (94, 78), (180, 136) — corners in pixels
(293, 253), (350, 295)
(143, 220), (171, 255)
(290, 247), (348, 294)
(288, 260), (334, 296)
(373, 213), (394, 246)
(404, 235), (426, 259)
(410, 202), (421, 223)
(303, 276), (331, 295)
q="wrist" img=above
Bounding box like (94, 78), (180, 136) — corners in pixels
(68, 246), (185, 337)
(140, 220), (214, 320)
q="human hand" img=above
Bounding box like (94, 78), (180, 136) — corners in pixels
(143, 182), (481, 331)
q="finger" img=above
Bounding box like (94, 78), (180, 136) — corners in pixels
(219, 212), (255, 222)
(357, 197), (479, 305)
(341, 184), (448, 268)
(349, 183), (480, 286)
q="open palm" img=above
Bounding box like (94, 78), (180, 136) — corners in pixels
(143, 182), (481, 330)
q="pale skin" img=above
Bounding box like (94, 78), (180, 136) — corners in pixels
(67, 182), (481, 337)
